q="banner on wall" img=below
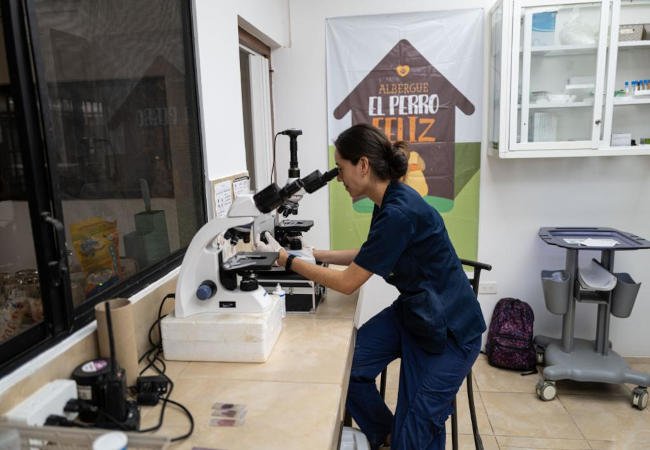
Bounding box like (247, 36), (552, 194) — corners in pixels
(325, 9), (483, 259)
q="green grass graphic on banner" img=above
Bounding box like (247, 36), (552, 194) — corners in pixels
(328, 143), (480, 260)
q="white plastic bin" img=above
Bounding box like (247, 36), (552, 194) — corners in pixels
(541, 269), (571, 315)
(611, 273), (641, 318)
(340, 427), (370, 450)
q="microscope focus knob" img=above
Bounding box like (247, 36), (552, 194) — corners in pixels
(288, 238), (302, 250)
(240, 277), (259, 291)
(196, 280), (217, 300)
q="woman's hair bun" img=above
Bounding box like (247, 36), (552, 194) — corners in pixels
(388, 141), (408, 180)
(335, 124), (410, 181)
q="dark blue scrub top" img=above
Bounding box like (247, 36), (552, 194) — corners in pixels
(354, 181), (486, 353)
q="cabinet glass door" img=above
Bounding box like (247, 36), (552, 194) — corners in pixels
(510, 0), (610, 150)
(603, 0), (650, 150)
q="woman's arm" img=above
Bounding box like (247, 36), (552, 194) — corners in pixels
(312, 249), (359, 266)
(279, 249), (371, 295)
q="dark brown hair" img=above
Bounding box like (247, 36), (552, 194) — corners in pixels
(334, 124), (408, 181)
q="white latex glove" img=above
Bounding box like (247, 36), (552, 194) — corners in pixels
(293, 244), (313, 258)
(287, 244), (317, 265)
(254, 231), (282, 253)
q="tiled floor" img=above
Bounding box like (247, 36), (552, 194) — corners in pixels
(382, 355), (650, 450)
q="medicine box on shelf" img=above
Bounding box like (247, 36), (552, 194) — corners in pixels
(619, 24), (643, 41)
(612, 133), (632, 146)
(532, 11), (557, 46)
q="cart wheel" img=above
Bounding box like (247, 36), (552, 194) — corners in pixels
(632, 387), (648, 410)
(536, 379), (556, 401)
(536, 350), (545, 365)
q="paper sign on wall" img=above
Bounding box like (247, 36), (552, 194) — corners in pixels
(214, 180), (232, 219)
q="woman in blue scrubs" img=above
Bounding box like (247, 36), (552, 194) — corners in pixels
(257, 123), (486, 450)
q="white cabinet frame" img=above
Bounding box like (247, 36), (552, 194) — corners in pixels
(491, 0), (650, 158)
(509, 0), (610, 152)
(489, 0), (514, 155)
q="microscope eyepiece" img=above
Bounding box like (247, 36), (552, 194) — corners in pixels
(279, 129), (303, 178)
(279, 129), (303, 138)
(254, 183), (284, 213)
(302, 167), (339, 193)
(253, 178), (303, 213)
(254, 167), (339, 213)
(254, 128), (337, 213)
(323, 167), (339, 182)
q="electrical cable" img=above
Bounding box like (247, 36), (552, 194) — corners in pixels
(134, 293), (194, 441)
(47, 293), (189, 439)
(271, 132), (281, 184)
(96, 409), (131, 431)
(139, 293), (173, 373)
(163, 398), (195, 442)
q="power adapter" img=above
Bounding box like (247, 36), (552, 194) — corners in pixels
(137, 375), (168, 394)
(136, 375), (168, 405)
(45, 414), (75, 427)
(136, 392), (159, 406)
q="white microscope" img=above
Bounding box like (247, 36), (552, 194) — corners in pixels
(161, 166), (338, 363)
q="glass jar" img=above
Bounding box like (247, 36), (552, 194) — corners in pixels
(14, 269), (42, 322)
(0, 272), (13, 307)
(0, 273), (29, 340)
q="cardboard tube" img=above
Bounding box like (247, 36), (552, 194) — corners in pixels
(95, 298), (139, 387)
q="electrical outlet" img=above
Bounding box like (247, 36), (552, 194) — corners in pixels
(478, 281), (498, 295)
(4, 379), (77, 426)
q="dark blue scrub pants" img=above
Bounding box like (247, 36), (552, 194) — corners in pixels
(346, 303), (481, 450)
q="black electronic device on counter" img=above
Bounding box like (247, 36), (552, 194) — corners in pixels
(256, 263), (326, 312)
(70, 302), (140, 430)
(71, 358), (111, 423)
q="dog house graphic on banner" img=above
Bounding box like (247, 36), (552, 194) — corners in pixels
(326, 9), (482, 258)
(333, 39), (475, 208)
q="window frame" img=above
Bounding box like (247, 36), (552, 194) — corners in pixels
(238, 27), (275, 191)
(0, 0), (207, 377)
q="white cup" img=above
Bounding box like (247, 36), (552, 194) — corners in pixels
(0, 429), (21, 450)
(93, 431), (128, 450)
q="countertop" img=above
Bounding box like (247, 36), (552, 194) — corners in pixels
(143, 288), (358, 450)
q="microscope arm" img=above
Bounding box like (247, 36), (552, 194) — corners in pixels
(175, 215), (252, 318)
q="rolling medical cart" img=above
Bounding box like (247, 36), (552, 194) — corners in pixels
(535, 227), (650, 410)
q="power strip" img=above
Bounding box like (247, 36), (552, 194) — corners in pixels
(4, 379), (77, 426)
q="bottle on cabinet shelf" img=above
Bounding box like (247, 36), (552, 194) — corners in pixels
(624, 80), (650, 96)
(632, 79), (650, 96)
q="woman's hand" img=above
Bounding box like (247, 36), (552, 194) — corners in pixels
(254, 231), (281, 252)
(254, 231), (288, 266)
(310, 249), (359, 266)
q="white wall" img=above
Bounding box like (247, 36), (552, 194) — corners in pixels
(271, 0), (486, 252)
(192, 0), (289, 185)
(267, 0), (650, 356)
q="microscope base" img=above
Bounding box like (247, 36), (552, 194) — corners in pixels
(161, 299), (283, 362)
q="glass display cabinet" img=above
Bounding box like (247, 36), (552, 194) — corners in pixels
(490, 0), (650, 157)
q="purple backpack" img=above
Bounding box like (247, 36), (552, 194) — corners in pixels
(485, 298), (536, 371)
